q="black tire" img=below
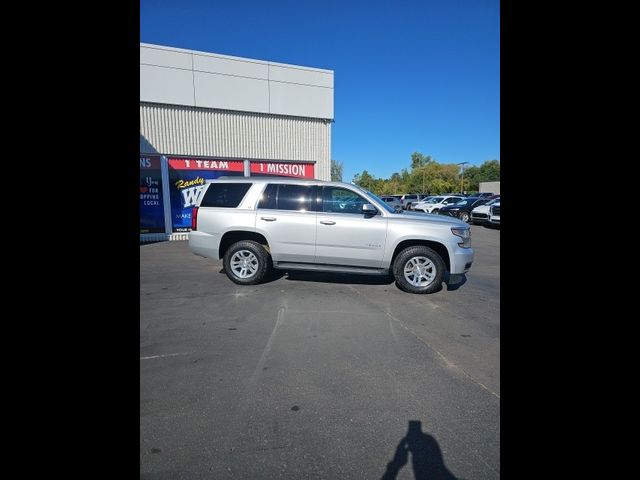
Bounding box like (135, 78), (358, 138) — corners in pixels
(223, 240), (271, 285)
(459, 211), (470, 223)
(432, 209), (440, 214)
(392, 245), (445, 294)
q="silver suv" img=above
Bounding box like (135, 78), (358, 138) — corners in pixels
(189, 178), (473, 294)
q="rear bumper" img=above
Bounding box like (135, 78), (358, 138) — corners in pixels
(188, 231), (219, 259)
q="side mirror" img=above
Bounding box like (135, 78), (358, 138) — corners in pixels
(362, 203), (378, 216)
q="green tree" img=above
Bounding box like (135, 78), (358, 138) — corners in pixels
(352, 170), (375, 191)
(462, 165), (481, 191)
(452, 161), (500, 192)
(350, 154), (498, 197)
(478, 160), (500, 181)
(331, 159), (344, 182)
(411, 152), (434, 170)
(388, 173), (402, 195)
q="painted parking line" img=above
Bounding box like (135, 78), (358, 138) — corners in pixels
(140, 352), (190, 360)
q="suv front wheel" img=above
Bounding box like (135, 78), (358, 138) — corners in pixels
(392, 246), (445, 294)
(223, 240), (271, 285)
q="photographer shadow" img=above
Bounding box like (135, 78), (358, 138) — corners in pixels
(381, 421), (458, 480)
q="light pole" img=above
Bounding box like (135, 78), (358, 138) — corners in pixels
(457, 162), (469, 194)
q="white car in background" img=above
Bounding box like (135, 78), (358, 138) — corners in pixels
(413, 195), (464, 214)
(470, 197), (500, 224)
(399, 194), (430, 210)
(488, 201), (500, 226)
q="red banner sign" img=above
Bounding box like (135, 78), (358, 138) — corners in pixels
(250, 161), (315, 178)
(168, 158), (244, 171)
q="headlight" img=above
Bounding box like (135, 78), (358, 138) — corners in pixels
(451, 227), (471, 248)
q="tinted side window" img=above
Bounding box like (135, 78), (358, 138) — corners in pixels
(276, 184), (315, 211)
(200, 183), (252, 208)
(257, 184), (278, 209)
(323, 187), (368, 214)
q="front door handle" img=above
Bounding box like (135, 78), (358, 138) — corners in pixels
(320, 220), (336, 225)
(260, 217), (277, 222)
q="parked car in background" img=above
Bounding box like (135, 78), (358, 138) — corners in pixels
(488, 201), (500, 226)
(470, 197), (500, 224)
(413, 195), (464, 214)
(439, 197), (490, 223)
(476, 192), (495, 198)
(379, 195), (403, 211)
(409, 194), (433, 209)
(399, 194), (430, 210)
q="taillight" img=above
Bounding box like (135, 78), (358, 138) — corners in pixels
(191, 206), (199, 231)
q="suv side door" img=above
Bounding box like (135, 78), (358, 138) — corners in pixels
(315, 186), (388, 268)
(255, 183), (317, 263)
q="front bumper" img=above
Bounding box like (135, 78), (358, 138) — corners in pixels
(450, 247), (474, 274)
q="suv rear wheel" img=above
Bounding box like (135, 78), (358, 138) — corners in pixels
(393, 246), (445, 294)
(223, 240), (271, 285)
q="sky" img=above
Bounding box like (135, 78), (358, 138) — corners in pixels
(141, 0), (499, 183)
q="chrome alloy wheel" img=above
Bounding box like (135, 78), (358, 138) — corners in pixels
(403, 256), (436, 287)
(230, 250), (259, 279)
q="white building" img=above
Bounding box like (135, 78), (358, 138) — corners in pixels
(479, 181), (500, 194)
(140, 43), (334, 240)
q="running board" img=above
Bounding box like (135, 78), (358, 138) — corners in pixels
(274, 262), (389, 276)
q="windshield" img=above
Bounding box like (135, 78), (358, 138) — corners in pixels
(425, 197), (444, 204)
(454, 200), (469, 206)
(485, 198), (498, 206)
(353, 186), (397, 213)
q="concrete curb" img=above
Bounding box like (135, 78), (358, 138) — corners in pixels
(140, 233), (189, 243)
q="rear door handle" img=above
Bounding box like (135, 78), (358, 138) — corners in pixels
(260, 217), (277, 222)
(320, 220), (336, 225)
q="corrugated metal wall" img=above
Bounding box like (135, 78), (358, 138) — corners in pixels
(140, 102), (331, 180)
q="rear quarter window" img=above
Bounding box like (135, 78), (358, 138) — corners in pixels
(200, 183), (252, 208)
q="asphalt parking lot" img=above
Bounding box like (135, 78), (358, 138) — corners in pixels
(140, 224), (500, 479)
